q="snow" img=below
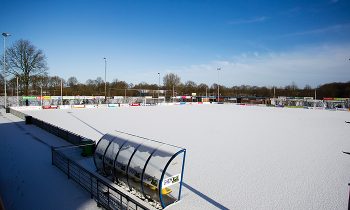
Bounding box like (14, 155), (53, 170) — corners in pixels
(4, 104), (350, 209)
(0, 109), (98, 210)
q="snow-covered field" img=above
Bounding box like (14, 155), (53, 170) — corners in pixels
(4, 104), (350, 209)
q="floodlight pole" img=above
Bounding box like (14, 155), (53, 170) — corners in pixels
(40, 86), (43, 106)
(313, 88), (317, 108)
(158, 72), (160, 99)
(217, 67), (221, 103)
(206, 87), (208, 100)
(104, 58), (107, 103)
(2, 32), (11, 108)
(60, 79), (63, 105)
(314, 88), (317, 100)
(16, 76), (19, 106)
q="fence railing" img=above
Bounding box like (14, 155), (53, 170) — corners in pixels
(52, 147), (151, 210)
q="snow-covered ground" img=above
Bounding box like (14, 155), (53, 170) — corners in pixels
(0, 109), (98, 210)
(6, 105), (350, 209)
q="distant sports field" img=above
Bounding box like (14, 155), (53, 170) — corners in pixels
(23, 104), (350, 209)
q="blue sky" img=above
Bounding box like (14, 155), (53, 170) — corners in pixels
(2, 0), (350, 87)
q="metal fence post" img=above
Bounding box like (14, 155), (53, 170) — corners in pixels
(120, 194), (122, 209)
(51, 147), (54, 165)
(90, 174), (93, 199)
(348, 183), (350, 210)
(97, 180), (100, 207)
(67, 159), (70, 179)
(107, 188), (110, 207)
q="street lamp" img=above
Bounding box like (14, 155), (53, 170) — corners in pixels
(104, 58), (107, 103)
(217, 67), (221, 103)
(16, 76), (19, 106)
(314, 88), (317, 100)
(158, 72), (160, 99)
(60, 79), (63, 105)
(2, 32), (11, 108)
(40, 86), (43, 106)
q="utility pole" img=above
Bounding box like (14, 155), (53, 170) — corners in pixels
(314, 89), (317, 100)
(158, 72), (160, 99)
(206, 87), (208, 100)
(217, 67), (221, 103)
(40, 86), (43, 106)
(60, 79), (63, 105)
(104, 58), (107, 103)
(124, 88), (127, 104)
(16, 77), (19, 106)
(2, 32), (11, 108)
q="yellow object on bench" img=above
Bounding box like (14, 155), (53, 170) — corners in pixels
(145, 183), (172, 195)
(161, 187), (172, 195)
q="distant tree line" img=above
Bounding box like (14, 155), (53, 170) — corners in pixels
(1, 73), (349, 100)
(1, 39), (349, 99)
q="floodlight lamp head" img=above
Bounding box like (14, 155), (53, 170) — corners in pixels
(2, 33), (11, 37)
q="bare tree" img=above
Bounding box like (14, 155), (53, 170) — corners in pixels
(163, 73), (181, 89)
(85, 79), (95, 86)
(30, 75), (49, 95)
(197, 83), (209, 96)
(49, 76), (63, 88)
(2, 39), (48, 95)
(304, 84), (312, 90)
(95, 77), (103, 85)
(67, 76), (79, 87)
(48, 76), (64, 95)
(184, 80), (197, 94)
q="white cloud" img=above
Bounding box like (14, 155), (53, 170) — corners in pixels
(166, 44), (350, 88)
(228, 16), (269, 25)
(284, 23), (350, 37)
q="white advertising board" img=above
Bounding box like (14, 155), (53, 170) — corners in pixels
(163, 174), (181, 188)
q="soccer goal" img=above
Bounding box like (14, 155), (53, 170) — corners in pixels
(144, 96), (166, 105)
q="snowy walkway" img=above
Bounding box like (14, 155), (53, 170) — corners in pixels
(0, 109), (98, 210)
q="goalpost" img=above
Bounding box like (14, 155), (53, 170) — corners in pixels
(144, 96), (166, 105)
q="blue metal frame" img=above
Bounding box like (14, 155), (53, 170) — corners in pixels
(102, 137), (116, 175)
(126, 142), (145, 189)
(112, 139), (129, 180)
(93, 137), (102, 168)
(158, 149), (186, 208)
(178, 149), (186, 200)
(93, 136), (106, 171)
(140, 146), (160, 196)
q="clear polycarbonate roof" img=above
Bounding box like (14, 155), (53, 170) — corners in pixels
(94, 130), (186, 208)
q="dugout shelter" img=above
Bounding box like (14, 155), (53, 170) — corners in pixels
(94, 130), (186, 208)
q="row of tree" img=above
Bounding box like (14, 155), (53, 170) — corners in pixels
(1, 39), (349, 99)
(1, 73), (349, 99)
